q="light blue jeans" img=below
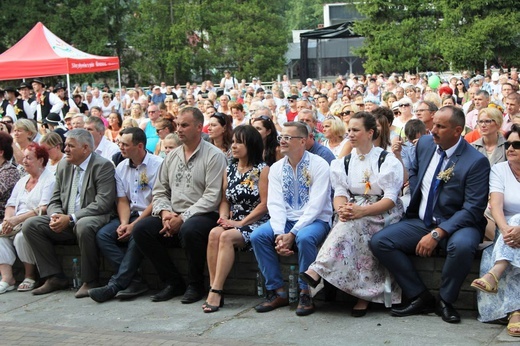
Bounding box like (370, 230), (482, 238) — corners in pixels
(251, 219), (330, 291)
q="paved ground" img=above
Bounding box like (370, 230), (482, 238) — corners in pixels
(0, 289), (517, 345)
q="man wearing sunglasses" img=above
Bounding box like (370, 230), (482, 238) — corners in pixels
(251, 122), (332, 316)
(372, 106), (490, 324)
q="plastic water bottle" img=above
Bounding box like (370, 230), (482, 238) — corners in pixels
(288, 265), (298, 304)
(72, 258), (82, 289)
(256, 271), (265, 297)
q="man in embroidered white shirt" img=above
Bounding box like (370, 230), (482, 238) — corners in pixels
(251, 121), (332, 316)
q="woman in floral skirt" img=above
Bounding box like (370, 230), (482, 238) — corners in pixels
(301, 112), (404, 317)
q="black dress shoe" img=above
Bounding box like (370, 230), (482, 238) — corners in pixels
(436, 299), (461, 323)
(180, 285), (204, 304)
(150, 284), (185, 302)
(391, 293), (436, 317)
(89, 285), (118, 303)
(116, 281), (149, 300)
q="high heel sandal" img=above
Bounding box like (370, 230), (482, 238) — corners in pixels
(471, 272), (498, 294)
(508, 311), (520, 337)
(203, 289), (224, 313)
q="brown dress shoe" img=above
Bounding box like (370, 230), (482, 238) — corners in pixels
(75, 282), (100, 299)
(255, 290), (289, 313)
(32, 277), (69, 295)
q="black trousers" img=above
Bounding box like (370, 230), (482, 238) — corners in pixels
(133, 213), (218, 288)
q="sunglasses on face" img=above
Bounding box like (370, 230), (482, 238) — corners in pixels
(393, 111), (401, 116)
(340, 111), (352, 117)
(456, 83), (463, 86)
(505, 141), (520, 150)
(399, 104), (410, 108)
(1, 120), (13, 124)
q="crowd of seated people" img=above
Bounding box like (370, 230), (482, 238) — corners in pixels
(0, 70), (519, 337)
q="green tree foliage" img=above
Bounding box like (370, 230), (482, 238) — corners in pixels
(285, 0), (327, 31)
(129, 0), (287, 83)
(352, 0), (446, 74)
(352, 0), (520, 73)
(435, 0), (520, 70)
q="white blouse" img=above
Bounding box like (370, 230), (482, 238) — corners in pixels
(489, 161), (520, 221)
(330, 146), (403, 203)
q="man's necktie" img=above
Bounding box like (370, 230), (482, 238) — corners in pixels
(424, 149), (446, 228)
(67, 166), (81, 215)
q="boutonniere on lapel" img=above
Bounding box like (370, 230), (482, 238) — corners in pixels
(138, 170), (150, 190)
(437, 164), (455, 183)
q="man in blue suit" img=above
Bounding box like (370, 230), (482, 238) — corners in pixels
(371, 106), (490, 323)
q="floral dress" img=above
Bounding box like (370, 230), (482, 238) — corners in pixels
(309, 147), (404, 305)
(225, 161), (269, 250)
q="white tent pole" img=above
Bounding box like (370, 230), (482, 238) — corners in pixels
(66, 74), (71, 99)
(117, 69), (122, 91)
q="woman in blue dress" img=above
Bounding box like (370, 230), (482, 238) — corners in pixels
(203, 125), (270, 313)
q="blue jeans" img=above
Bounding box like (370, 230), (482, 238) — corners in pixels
(96, 216), (144, 290)
(251, 219), (330, 291)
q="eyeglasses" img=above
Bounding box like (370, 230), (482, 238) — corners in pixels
(148, 110), (158, 114)
(415, 109), (430, 113)
(477, 119), (495, 125)
(340, 111), (352, 117)
(156, 128), (165, 133)
(399, 104), (410, 108)
(505, 141), (520, 150)
(277, 135), (304, 142)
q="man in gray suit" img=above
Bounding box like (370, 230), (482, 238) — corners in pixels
(23, 129), (116, 298)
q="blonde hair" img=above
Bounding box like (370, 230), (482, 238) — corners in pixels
(122, 118), (139, 129)
(323, 116), (346, 139)
(479, 107), (503, 128)
(14, 119), (37, 140)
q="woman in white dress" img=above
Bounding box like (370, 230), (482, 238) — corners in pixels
(301, 112), (404, 317)
(0, 143), (55, 293)
(471, 125), (520, 337)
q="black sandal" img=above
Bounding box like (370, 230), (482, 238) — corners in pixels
(203, 289), (224, 313)
(300, 272), (321, 288)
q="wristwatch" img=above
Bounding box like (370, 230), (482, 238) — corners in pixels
(431, 230), (441, 241)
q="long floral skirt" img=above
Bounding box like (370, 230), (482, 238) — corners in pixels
(309, 197), (404, 305)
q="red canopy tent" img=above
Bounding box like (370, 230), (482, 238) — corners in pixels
(0, 22), (121, 95)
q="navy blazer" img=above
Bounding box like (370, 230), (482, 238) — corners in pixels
(407, 135), (490, 237)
